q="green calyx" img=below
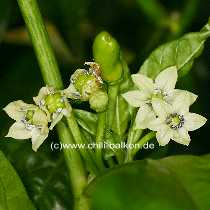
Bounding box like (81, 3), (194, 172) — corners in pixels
(93, 31), (123, 82)
(45, 92), (65, 113)
(89, 90), (108, 112)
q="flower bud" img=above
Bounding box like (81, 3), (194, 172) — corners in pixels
(68, 63), (103, 101)
(93, 31), (123, 82)
(72, 69), (100, 100)
(89, 90), (108, 112)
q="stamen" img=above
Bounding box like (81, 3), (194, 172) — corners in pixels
(166, 113), (185, 130)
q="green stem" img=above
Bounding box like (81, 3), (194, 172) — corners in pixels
(17, 0), (63, 89)
(125, 131), (155, 162)
(66, 114), (99, 175)
(95, 112), (106, 170)
(107, 84), (119, 129)
(126, 131), (156, 162)
(124, 109), (143, 162)
(16, 0), (89, 209)
(57, 122), (87, 201)
(125, 125), (135, 162)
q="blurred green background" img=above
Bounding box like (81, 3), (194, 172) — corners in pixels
(0, 0), (210, 209)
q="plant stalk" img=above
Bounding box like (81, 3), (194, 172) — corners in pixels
(95, 112), (106, 170)
(125, 131), (156, 162)
(17, 0), (89, 209)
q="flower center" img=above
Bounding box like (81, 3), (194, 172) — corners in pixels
(153, 88), (167, 100)
(22, 111), (35, 130)
(166, 113), (184, 130)
(45, 92), (65, 113)
(25, 110), (34, 124)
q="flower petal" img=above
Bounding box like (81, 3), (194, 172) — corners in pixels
(155, 66), (178, 92)
(122, 90), (150, 107)
(131, 74), (154, 92)
(147, 118), (164, 131)
(152, 98), (172, 119)
(62, 106), (72, 117)
(135, 104), (156, 129)
(62, 83), (81, 99)
(172, 90), (198, 114)
(32, 108), (49, 125)
(172, 128), (191, 145)
(156, 126), (172, 146)
(3, 100), (35, 121)
(5, 121), (31, 139)
(49, 112), (64, 130)
(31, 127), (49, 152)
(184, 113), (207, 131)
(33, 86), (55, 105)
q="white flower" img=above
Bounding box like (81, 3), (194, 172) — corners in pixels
(122, 66), (197, 129)
(148, 93), (207, 146)
(3, 100), (49, 151)
(33, 86), (72, 129)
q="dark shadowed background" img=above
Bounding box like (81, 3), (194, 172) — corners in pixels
(0, 0), (210, 209)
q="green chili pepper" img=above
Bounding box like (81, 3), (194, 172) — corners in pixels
(93, 31), (123, 82)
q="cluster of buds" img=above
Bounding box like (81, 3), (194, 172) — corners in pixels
(64, 62), (108, 112)
(3, 62), (109, 151)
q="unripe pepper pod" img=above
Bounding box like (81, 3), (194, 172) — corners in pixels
(93, 31), (123, 82)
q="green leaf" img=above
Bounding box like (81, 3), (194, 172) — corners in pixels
(86, 155), (210, 210)
(139, 31), (210, 78)
(0, 141), (74, 210)
(74, 109), (98, 136)
(0, 150), (35, 210)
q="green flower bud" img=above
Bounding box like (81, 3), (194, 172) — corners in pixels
(89, 90), (108, 112)
(93, 31), (123, 82)
(70, 67), (102, 101)
(45, 92), (65, 113)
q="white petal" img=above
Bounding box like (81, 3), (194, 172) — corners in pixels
(147, 118), (164, 131)
(122, 90), (150, 107)
(33, 86), (55, 105)
(135, 104), (156, 129)
(31, 127), (49, 152)
(62, 106), (72, 117)
(131, 74), (154, 92)
(32, 108), (48, 125)
(184, 113), (207, 131)
(3, 100), (35, 121)
(6, 122), (31, 139)
(62, 84), (81, 99)
(155, 66), (178, 93)
(63, 99), (72, 117)
(152, 98), (172, 119)
(156, 126), (172, 146)
(172, 128), (191, 145)
(172, 90), (198, 114)
(49, 112), (64, 130)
